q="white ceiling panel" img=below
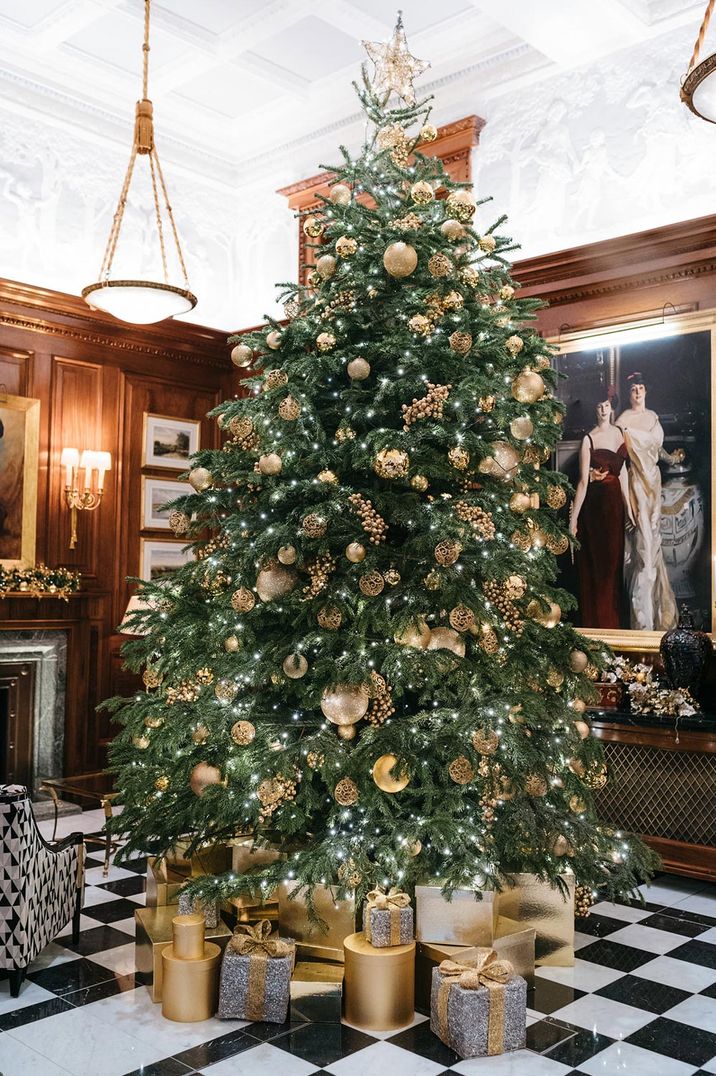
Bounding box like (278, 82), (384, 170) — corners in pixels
(350, 0), (472, 34)
(0, 0), (67, 29)
(176, 62), (282, 117)
(63, 8), (189, 76)
(155, 0), (260, 36)
(250, 15), (362, 80)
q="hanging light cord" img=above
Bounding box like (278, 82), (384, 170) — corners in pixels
(98, 0), (190, 289)
(688, 0), (715, 72)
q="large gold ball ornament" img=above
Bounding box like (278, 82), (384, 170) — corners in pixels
(574, 719), (591, 740)
(231, 587), (255, 613)
(266, 330), (283, 350)
(420, 123), (438, 142)
(224, 635), (241, 653)
(446, 189), (475, 222)
(428, 627), (466, 657)
(372, 754), (409, 793)
(571, 698), (587, 714)
(316, 253), (337, 278)
(347, 357), (371, 380)
(527, 599), (561, 628)
(383, 242), (418, 278)
(329, 183), (351, 205)
(256, 565), (298, 602)
(449, 605), (475, 632)
(553, 834), (574, 857)
(317, 605), (342, 630)
(231, 342), (253, 367)
(359, 570), (385, 596)
(512, 369), (545, 404)
(479, 442), (520, 481)
(411, 474), (428, 491)
(569, 649), (589, 673)
(509, 492), (531, 514)
(334, 777), (359, 805)
(411, 180), (434, 204)
(441, 218), (465, 241)
(278, 396), (301, 421)
(258, 452), (282, 475)
(154, 775), (169, 792)
(321, 683), (370, 725)
(190, 762), (223, 796)
(547, 485), (567, 510)
(448, 756), (474, 784)
(409, 314), (431, 335)
(394, 618), (431, 648)
(188, 467), (212, 492)
(337, 724), (357, 741)
(449, 331), (472, 355)
(302, 513), (327, 538)
(510, 416), (534, 441)
(283, 653), (308, 679)
(448, 446), (470, 470)
(374, 447), (409, 479)
(472, 728), (500, 755)
(346, 542), (366, 563)
(317, 332), (336, 353)
(278, 545), (297, 565)
(230, 720), (256, 745)
(303, 215), (324, 238)
(214, 679), (238, 703)
(434, 539), (462, 566)
(336, 235), (358, 258)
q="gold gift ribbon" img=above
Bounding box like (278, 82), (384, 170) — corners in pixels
(229, 919), (292, 1022)
(365, 887), (411, 945)
(437, 950), (514, 1056)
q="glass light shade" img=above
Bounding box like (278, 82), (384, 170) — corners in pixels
(81, 281), (197, 325)
(681, 53), (716, 123)
(95, 451), (112, 473)
(60, 447), (80, 470)
(79, 449), (97, 471)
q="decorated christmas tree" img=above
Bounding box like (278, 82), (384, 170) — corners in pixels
(108, 18), (656, 915)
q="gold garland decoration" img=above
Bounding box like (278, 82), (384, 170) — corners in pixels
(0, 564), (81, 600)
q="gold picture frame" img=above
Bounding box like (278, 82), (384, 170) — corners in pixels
(0, 393), (40, 568)
(550, 308), (716, 652)
(139, 538), (194, 582)
(142, 412), (200, 471)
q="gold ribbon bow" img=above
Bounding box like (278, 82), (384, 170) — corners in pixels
(436, 950), (514, 1056)
(228, 919), (292, 1022)
(365, 886), (411, 945)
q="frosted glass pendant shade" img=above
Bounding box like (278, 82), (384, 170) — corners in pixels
(82, 281), (196, 324)
(681, 53), (716, 123)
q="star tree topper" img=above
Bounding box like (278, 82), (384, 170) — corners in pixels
(363, 12), (429, 106)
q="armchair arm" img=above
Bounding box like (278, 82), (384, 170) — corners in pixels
(49, 831), (84, 852)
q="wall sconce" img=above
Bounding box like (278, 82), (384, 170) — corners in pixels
(61, 447), (111, 549)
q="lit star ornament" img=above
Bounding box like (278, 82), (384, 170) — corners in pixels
(363, 13), (429, 106)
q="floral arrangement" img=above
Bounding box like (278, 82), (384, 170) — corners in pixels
(604, 655), (698, 717)
(0, 564), (81, 600)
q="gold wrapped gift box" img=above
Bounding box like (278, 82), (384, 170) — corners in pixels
(278, 881), (358, 962)
(134, 905), (231, 1002)
(146, 843), (232, 908)
(227, 836), (281, 912)
(415, 925), (536, 1013)
(415, 884), (498, 946)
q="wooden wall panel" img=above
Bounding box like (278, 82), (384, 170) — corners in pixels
(0, 346), (33, 396)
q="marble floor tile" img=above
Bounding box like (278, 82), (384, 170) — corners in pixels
(535, 958), (625, 993)
(551, 993), (654, 1038)
(324, 1039), (445, 1075)
(589, 901), (652, 924)
(579, 1040), (699, 1075)
(632, 954), (716, 993)
(450, 1050), (573, 1075)
(664, 993), (716, 1034)
(89, 942), (137, 976)
(0, 979), (59, 1014)
(607, 923), (687, 954)
(0, 1032), (78, 1075)
(203, 1040), (322, 1075)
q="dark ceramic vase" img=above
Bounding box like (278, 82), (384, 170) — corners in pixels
(660, 608), (712, 699)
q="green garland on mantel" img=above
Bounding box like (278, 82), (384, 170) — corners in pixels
(0, 564), (81, 600)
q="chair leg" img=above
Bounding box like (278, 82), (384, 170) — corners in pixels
(8, 968), (26, 998)
(72, 886), (82, 944)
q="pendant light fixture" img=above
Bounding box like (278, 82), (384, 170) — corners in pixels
(82, 0), (196, 324)
(681, 0), (716, 123)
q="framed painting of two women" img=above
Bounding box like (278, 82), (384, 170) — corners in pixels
(551, 310), (714, 650)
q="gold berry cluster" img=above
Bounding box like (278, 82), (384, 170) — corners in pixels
(367, 671), (395, 726)
(302, 554), (336, 600)
(483, 579), (524, 634)
(392, 212), (422, 232)
(402, 383), (451, 430)
(454, 500), (496, 540)
(165, 680), (201, 706)
(320, 289), (357, 320)
(257, 772), (299, 820)
(348, 493), (388, 544)
(575, 884), (593, 918)
(228, 415), (260, 451)
(335, 424), (356, 443)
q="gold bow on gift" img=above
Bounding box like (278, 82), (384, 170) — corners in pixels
(229, 918), (291, 958)
(365, 886), (411, 945)
(436, 950), (514, 1056)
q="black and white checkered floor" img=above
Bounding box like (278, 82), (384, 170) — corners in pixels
(3, 811), (716, 1075)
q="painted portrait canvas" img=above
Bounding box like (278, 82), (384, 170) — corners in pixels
(0, 395), (39, 567)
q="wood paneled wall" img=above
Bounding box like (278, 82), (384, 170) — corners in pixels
(0, 279), (233, 774)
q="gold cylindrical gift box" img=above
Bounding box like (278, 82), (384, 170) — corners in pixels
(161, 914), (221, 1022)
(343, 931), (415, 1032)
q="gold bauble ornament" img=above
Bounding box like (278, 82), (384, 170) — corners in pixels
(230, 720), (256, 746)
(479, 442), (520, 481)
(256, 564), (298, 602)
(448, 446), (470, 470)
(478, 234), (496, 253)
(316, 253), (337, 278)
(505, 335), (524, 356)
(547, 485), (567, 510)
(449, 331), (472, 355)
(446, 189), (475, 222)
(383, 241), (418, 278)
(278, 395), (301, 421)
(214, 679), (238, 703)
(266, 330), (283, 350)
(441, 218), (465, 241)
(347, 357), (371, 380)
(512, 370), (545, 404)
(329, 183), (351, 205)
(568, 758), (586, 778)
(553, 834), (574, 857)
(505, 574), (527, 599)
(336, 235), (358, 258)
(188, 467), (212, 492)
(142, 667), (163, 689)
(321, 682), (370, 725)
(448, 756), (474, 784)
(509, 492), (531, 514)
(525, 774), (548, 796)
(420, 123), (438, 142)
(500, 284), (515, 300)
(283, 654), (308, 679)
(318, 469), (337, 484)
(372, 753), (409, 793)
(144, 715), (163, 729)
(547, 533), (570, 556)
(409, 314), (431, 335)
(571, 698), (587, 714)
(190, 762), (223, 796)
(527, 599), (561, 628)
(479, 395), (496, 412)
(569, 794), (587, 813)
(424, 569), (442, 590)
(278, 545), (297, 565)
(337, 724), (357, 741)
(472, 727), (499, 755)
(258, 452), (282, 475)
(192, 726), (210, 745)
(133, 735), (150, 750)
(346, 541), (366, 563)
(374, 447), (409, 479)
(449, 604), (475, 632)
(428, 252), (453, 277)
(547, 668), (565, 690)
(442, 290), (464, 311)
(574, 719), (591, 740)
(510, 416), (534, 441)
(168, 509), (190, 535)
(394, 618), (431, 648)
(302, 513), (327, 538)
(569, 649), (589, 673)
(411, 180), (434, 205)
(334, 777), (359, 806)
(155, 775), (169, 792)
(317, 332), (336, 353)
(359, 570), (385, 596)
(317, 604), (342, 630)
(303, 215), (324, 238)
(224, 635), (241, 653)
(231, 342), (253, 367)
(231, 587), (256, 613)
(384, 568), (401, 586)
(427, 627), (466, 657)
(411, 474), (428, 491)
(434, 539), (461, 566)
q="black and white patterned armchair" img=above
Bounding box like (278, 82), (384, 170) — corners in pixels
(0, 785), (84, 996)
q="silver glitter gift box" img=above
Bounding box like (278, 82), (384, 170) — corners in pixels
(362, 888), (414, 948)
(177, 891), (219, 930)
(430, 956), (526, 1059)
(217, 922), (296, 1022)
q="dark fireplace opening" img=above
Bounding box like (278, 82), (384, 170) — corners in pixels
(0, 663), (35, 787)
(0, 682), (8, 781)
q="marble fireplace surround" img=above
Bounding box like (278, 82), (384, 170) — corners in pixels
(0, 630), (67, 787)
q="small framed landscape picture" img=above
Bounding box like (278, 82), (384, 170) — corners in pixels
(141, 477), (193, 531)
(139, 539), (193, 582)
(142, 413), (200, 470)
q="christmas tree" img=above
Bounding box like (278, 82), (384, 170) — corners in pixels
(108, 18), (656, 914)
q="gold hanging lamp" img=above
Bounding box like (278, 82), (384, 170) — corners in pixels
(681, 0), (716, 123)
(82, 0), (196, 324)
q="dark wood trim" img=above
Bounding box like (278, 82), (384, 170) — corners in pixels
(642, 835), (716, 883)
(592, 719), (716, 754)
(0, 663), (35, 787)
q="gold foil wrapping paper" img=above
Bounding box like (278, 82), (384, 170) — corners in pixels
(162, 915), (221, 1023)
(496, 874), (574, 966)
(134, 905), (231, 1002)
(415, 885), (498, 946)
(228, 836), (282, 911)
(146, 843), (232, 908)
(415, 927), (535, 1012)
(278, 881), (358, 962)
(344, 931), (415, 1031)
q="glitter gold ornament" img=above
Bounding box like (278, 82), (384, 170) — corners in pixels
(266, 330), (282, 350)
(525, 774), (548, 796)
(374, 447), (409, 479)
(346, 541), (366, 563)
(318, 469), (337, 484)
(569, 649), (589, 673)
(410, 180), (434, 204)
(449, 756), (474, 784)
(472, 728), (499, 755)
(420, 122), (438, 142)
(510, 416), (534, 441)
(424, 569), (442, 590)
(155, 775), (169, 792)
(143, 666), (163, 689)
(278, 545), (297, 565)
(394, 618), (431, 648)
(478, 234), (496, 253)
(317, 332), (336, 352)
(214, 679), (238, 703)
(359, 570), (385, 596)
(321, 683), (369, 725)
(263, 369), (289, 391)
(278, 395), (301, 421)
(509, 492), (531, 513)
(190, 762), (223, 796)
(383, 241), (418, 278)
(448, 446), (470, 470)
(568, 758), (586, 778)
(336, 235), (358, 258)
(574, 719), (591, 740)
(527, 599), (561, 628)
(546, 533), (570, 556)
(231, 587), (255, 613)
(428, 252), (452, 277)
(442, 290), (464, 311)
(377, 122), (410, 164)
(230, 720), (256, 745)
(441, 218), (465, 241)
(446, 189), (475, 222)
(283, 654), (308, 679)
(347, 357), (371, 380)
(569, 794), (587, 813)
(168, 509), (190, 535)
(306, 750), (324, 769)
(384, 568), (400, 586)
(334, 777), (359, 806)
(547, 668), (565, 690)
(434, 539), (461, 566)
(427, 627), (466, 657)
(316, 253), (337, 278)
(256, 563), (298, 601)
(512, 369), (545, 404)
(411, 474), (428, 491)
(231, 342), (253, 367)
(258, 452), (282, 475)
(317, 604), (342, 630)
(337, 724), (357, 741)
(195, 667), (214, 685)
(449, 604), (475, 632)
(192, 726), (210, 745)
(478, 624), (499, 654)
(224, 635), (240, 653)
(144, 715), (163, 729)
(372, 753), (409, 793)
(500, 284), (515, 300)
(329, 183), (351, 205)
(480, 442), (521, 481)
(409, 313), (431, 335)
(303, 215), (324, 238)
(449, 330), (472, 355)
(546, 485), (567, 509)
(505, 335), (524, 356)
(188, 467), (212, 492)
(133, 734), (150, 749)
